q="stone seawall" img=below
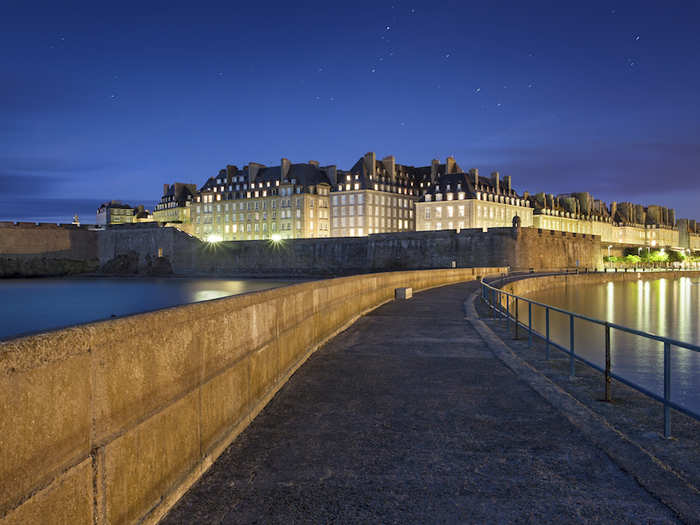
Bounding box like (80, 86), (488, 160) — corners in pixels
(0, 222), (98, 277)
(98, 223), (601, 275)
(0, 267), (506, 524)
(500, 270), (700, 297)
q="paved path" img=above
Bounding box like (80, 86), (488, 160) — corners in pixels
(163, 281), (677, 524)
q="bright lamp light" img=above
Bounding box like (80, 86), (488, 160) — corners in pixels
(206, 234), (223, 243)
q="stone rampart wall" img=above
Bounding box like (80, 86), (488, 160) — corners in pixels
(0, 222), (99, 277)
(98, 224), (601, 275)
(0, 267), (506, 524)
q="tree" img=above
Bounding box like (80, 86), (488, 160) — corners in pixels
(667, 250), (685, 263)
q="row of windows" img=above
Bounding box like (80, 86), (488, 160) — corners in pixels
(422, 221), (466, 231)
(194, 197), (327, 214)
(424, 205), (466, 220)
(332, 217), (410, 229)
(331, 193), (411, 207)
(195, 209), (331, 224)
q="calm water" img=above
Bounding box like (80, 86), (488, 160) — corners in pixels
(523, 277), (700, 412)
(0, 277), (298, 341)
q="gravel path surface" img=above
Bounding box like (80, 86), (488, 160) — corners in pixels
(162, 281), (678, 524)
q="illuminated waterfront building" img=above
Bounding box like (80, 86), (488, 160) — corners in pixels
(329, 152), (427, 237)
(416, 169), (533, 231)
(190, 159), (331, 242)
(153, 183), (196, 230)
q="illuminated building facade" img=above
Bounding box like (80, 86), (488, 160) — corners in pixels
(330, 152), (428, 237)
(416, 169), (533, 231)
(153, 183), (196, 227)
(190, 159), (331, 242)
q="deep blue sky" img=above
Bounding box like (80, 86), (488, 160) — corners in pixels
(2, 1), (699, 222)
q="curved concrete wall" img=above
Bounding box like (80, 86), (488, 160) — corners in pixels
(0, 267), (505, 524)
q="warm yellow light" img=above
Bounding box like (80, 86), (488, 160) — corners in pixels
(206, 234), (223, 243)
(271, 233), (282, 242)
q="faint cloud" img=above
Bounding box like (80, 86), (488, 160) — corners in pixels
(0, 157), (120, 197)
(459, 142), (700, 206)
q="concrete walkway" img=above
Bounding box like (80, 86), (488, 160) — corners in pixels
(162, 281), (677, 524)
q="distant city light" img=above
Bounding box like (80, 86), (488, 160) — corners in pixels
(270, 233), (282, 243)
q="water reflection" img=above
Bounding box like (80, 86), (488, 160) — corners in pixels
(525, 278), (700, 412)
(0, 277), (298, 341)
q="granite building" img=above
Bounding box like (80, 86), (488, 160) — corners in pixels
(329, 152), (429, 237)
(153, 183), (197, 227)
(415, 168), (533, 232)
(96, 201), (135, 225)
(190, 159), (331, 241)
(148, 151), (700, 252)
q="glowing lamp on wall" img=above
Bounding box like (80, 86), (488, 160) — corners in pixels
(270, 233), (283, 243)
(206, 234), (223, 243)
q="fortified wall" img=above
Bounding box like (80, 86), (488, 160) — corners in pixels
(0, 222), (99, 277)
(98, 224), (602, 275)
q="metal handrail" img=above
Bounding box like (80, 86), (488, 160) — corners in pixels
(480, 277), (700, 437)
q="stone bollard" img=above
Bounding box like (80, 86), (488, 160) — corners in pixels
(395, 287), (413, 300)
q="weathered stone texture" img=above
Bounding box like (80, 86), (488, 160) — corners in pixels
(0, 266), (505, 524)
(0, 222), (98, 277)
(98, 223), (601, 275)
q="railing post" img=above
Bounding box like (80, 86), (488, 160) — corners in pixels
(528, 302), (533, 347)
(604, 323), (611, 402)
(569, 314), (575, 377)
(506, 293), (509, 321)
(545, 307), (550, 360)
(514, 297), (519, 340)
(664, 341), (671, 438)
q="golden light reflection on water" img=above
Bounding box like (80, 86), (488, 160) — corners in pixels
(526, 277), (700, 412)
(193, 290), (230, 302)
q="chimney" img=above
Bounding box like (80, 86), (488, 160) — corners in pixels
(430, 159), (440, 183)
(469, 168), (479, 187)
(382, 155), (396, 180)
(281, 158), (291, 179)
(248, 162), (264, 185)
(446, 156), (456, 174)
(503, 175), (512, 193)
(364, 152), (376, 177)
(163, 184), (169, 195)
(324, 165), (337, 184)
(491, 171), (500, 194)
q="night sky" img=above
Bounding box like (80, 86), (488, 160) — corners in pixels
(2, 1), (699, 223)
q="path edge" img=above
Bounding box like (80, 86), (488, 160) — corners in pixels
(465, 289), (700, 525)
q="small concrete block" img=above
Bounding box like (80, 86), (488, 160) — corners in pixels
(395, 287), (413, 300)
